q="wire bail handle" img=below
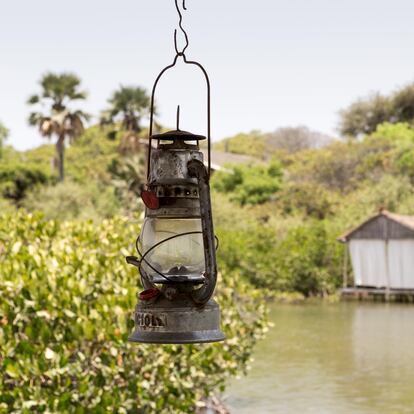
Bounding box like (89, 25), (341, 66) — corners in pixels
(147, 0), (212, 177)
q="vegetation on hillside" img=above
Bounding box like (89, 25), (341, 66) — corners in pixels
(339, 82), (414, 137)
(211, 122), (414, 295)
(3, 120), (414, 298)
(213, 126), (332, 159)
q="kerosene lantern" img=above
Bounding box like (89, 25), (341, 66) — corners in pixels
(125, 0), (225, 344)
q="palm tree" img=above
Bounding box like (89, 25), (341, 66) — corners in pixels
(28, 73), (89, 181)
(100, 86), (151, 153)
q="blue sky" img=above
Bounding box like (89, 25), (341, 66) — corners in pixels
(1, 0), (414, 150)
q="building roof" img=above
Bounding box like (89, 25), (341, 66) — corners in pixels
(202, 150), (257, 171)
(338, 210), (414, 243)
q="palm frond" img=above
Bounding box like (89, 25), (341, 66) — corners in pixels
(103, 85), (151, 133)
(28, 112), (45, 126)
(27, 95), (40, 105)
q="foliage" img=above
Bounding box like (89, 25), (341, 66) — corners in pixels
(108, 155), (146, 215)
(100, 86), (151, 153)
(23, 181), (120, 221)
(286, 123), (414, 193)
(275, 182), (336, 219)
(0, 122), (8, 158)
(212, 122), (414, 296)
(0, 126), (147, 220)
(338, 82), (414, 137)
(22, 126), (123, 185)
(0, 199), (14, 214)
(101, 86), (150, 134)
(28, 72), (89, 181)
(0, 212), (267, 413)
(212, 161), (283, 206)
(0, 161), (51, 205)
(213, 130), (266, 158)
(216, 217), (342, 296)
(213, 127), (332, 159)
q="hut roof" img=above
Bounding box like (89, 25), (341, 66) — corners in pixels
(338, 210), (414, 243)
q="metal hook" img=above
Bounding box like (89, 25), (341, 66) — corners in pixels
(174, 0), (189, 56)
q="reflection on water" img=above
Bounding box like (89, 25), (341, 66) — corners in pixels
(225, 302), (414, 414)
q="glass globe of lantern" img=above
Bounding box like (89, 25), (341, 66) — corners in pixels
(139, 216), (205, 283)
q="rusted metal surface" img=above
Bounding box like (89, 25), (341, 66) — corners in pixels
(188, 158), (217, 305)
(148, 147), (202, 186)
(128, 296), (224, 344)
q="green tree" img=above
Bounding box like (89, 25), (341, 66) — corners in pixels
(339, 83), (414, 137)
(0, 121), (9, 158)
(28, 72), (89, 181)
(0, 162), (50, 205)
(339, 93), (391, 137)
(100, 86), (151, 152)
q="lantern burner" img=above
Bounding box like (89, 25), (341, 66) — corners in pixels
(153, 265), (205, 284)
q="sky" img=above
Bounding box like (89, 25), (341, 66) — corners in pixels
(1, 0), (414, 150)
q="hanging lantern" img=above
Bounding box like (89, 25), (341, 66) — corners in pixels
(125, 0), (225, 344)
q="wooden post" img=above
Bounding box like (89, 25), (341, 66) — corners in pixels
(343, 243), (349, 289)
(384, 219), (391, 302)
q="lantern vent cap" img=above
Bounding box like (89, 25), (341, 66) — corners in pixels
(151, 129), (206, 141)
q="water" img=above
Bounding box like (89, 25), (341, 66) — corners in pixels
(225, 302), (414, 414)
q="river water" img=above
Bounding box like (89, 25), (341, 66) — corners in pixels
(225, 302), (414, 414)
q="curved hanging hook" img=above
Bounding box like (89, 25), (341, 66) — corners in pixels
(146, 0), (211, 177)
(174, 0), (189, 56)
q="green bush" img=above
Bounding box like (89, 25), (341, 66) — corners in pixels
(23, 181), (120, 221)
(0, 212), (267, 413)
(212, 162), (283, 206)
(216, 215), (343, 296)
(0, 163), (51, 205)
(275, 181), (336, 219)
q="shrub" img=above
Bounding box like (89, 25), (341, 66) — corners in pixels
(0, 212), (267, 413)
(216, 215), (343, 296)
(23, 181), (121, 221)
(0, 162), (51, 205)
(212, 162), (283, 206)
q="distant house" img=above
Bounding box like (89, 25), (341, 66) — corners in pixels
(338, 210), (414, 299)
(201, 150), (257, 172)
